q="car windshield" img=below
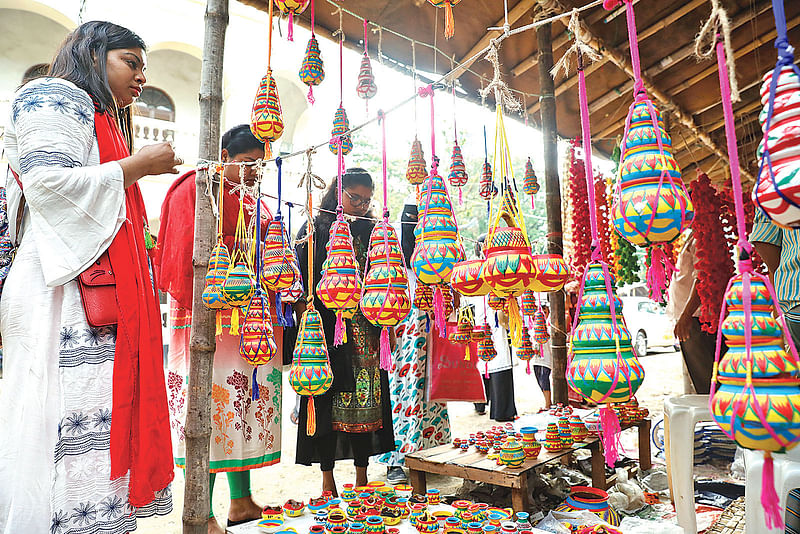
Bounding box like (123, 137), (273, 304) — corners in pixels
(638, 301), (664, 314)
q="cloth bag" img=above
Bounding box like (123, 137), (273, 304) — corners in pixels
(426, 320), (486, 403)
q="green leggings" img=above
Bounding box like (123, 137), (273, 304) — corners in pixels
(208, 471), (251, 518)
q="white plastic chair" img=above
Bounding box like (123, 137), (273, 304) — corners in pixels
(744, 446), (800, 532)
(663, 394), (713, 534)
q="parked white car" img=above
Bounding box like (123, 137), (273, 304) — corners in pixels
(620, 294), (677, 356)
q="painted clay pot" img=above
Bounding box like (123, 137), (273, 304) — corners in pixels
(480, 226), (535, 298)
(360, 222), (411, 328)
(544, 423), (562, 452)
(569, 415), (589, 443)
(450, 258), (490, 297)
(342, 484), (357, 502)
(284, 499), (305, 517)
(288, 309), (334, 435)
(500, 436), (525, 467)
(365, 515), (385, 534)
(522, 158), (539, 196)
(555, 486), (620, 526)
(406, 137), (428, 186)
(426, 489), (440, 505)
(528, 254), (570, 293)
(261, 217), (301, 291)
(317, 219), (363, 322)
(326, 510), (348, 533)
(239, 292), (278, 366)
(416, 516), (440, 534)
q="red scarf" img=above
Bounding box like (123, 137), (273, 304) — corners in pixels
(95, 111), (174, 507)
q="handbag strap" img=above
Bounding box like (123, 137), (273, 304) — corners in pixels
(8, 168), (25, 247)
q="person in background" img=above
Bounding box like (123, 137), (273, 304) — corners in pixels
(375, 194), (452, 485)
(156, 124), (282, 533)
(0, 21), (178, 534)
(532, 302), (553, 411)
(469, 234), (517, 422)
(292, 168), (395, 496)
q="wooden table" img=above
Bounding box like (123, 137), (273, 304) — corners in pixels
(405, 419), (652, 512)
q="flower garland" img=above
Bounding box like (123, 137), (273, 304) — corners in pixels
(595, 174), (612, 265)
(689, 171), (734, 334)
(567, 138), (592, 277)
(719, 186), (768, 275)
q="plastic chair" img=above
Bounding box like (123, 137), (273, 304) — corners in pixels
(744, 447), (800, 532)
(663, 394), (713, 534)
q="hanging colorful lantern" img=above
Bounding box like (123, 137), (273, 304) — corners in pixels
(406, 137), (428, 186)
(222, 262), (256, 308)
(448, 141), (468, 201)
(438, 283), (455, 318)
(250, 70), (284, 159)
(520, 292), (537, 320)
(450, 258), (490, 297)
(754, 65), (800, 227)
(528, 254), (570, 293)
(356, 54), (377, 100)
(329, 106), (353, 155)
(516, 329), (537, 374)
(427, 0), (461, 40)
(299, 35), (325, 104)
(487, 292), (505, 311)
(479, 161), (496, 200)
(289, 308), (334, 436)
(532, 308), (550, 345)
(523, 157), (540, 196)
(239, 292), (278, 367)
(274, 0), (310, 41)
(476, 323), (496, 378)
(261, 218), (301, 292)
(202, 240), (231, 310)
(448, 309), (474, 360)
(413, 282), (435, 313)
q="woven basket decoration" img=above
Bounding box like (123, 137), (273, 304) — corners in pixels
(487, 292), (506, 311)
(316, 219), (363, 320)
(328, 106), (353, 155)
(528, 254), (570, 293)
(754, 66), (800, 227)
(289, 308), (334, 435)
(477, 334), (496, 363)
(203, 240), (232, 310)
(222, 261), (256, 308)
(532, 308), (550, 345)
(450, 258), (490, 297)
(479, 161), (496, 200)
(523, 157), (540, 195)
(448, 142), (468, 188)
(356, 53), (378, 100)
(406, 136), (428, 186)
(240, 292), (278, 366)
(611, 100), (693, 246)
(520, 292), (537, 319)
(413, 281), (435, 312)
(440, 284), (455, 318)
(250, 70), (284, 146)
(411, 168), (465, 284)
(299, 35), (325, 88)
(566, 263), (644, 404)
(275, 0), (310, 40)
(516, 329), (537, 372)
(711, 274), (800, 452)
(481, 225), (535, 298)
(427, 0), (462, 39)
(472, 322), (490, 342)
(261, 217), (301, 291)
(554, 487), (620, 527)
(280, 272), (305, 304)
(448, 318), (472, 345)
(360, 222), (411, 328)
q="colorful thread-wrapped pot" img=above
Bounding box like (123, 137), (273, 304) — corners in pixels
(329, 106), (353, 155)
(360, 222), (411, 328)
(520, 292), (537, 319)
(289, 308), (334, 435)
(411, 169), (465, 285)
(611, 99), (693, 246)
(515, 330), (537, 373)
(450, 259), (490, 297)
(406, 137), (427, 186)
(222, 261), (256, 307)
(356, 53), (378, 100)
(487, 293), (505, 311)
(555, 487), (620, 526)
(569, 415), (589, 443)
(479, 161), (496, 200)
(544, 423), (562, 452)
(532, 309), (550, 344)
(274, 0), (310, 40)
(317, 219), (363, 344)
(250, 70), (284, 155)
(528, 254), (570, 293)
(754, 65), (800, 227)
(711, 274), (800, 452)
(566, 263), (645, 404)
(261, 218), (301, 292)
(427, 0), (461, 39)
(239, 292), (278, 366)
(500, 436), (525, 468)
(558, 417), (574, 449)
(448, 142), (468, 189)
(413, 282), (435, 312)
(299, 35), (325, 103)
(522, 157), (539, 195)
(472, 322), (490, 342)
(203, 240), (231, 309)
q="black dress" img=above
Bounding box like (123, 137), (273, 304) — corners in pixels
(290, 218), (395, 469)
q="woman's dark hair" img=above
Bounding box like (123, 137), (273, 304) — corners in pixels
(49, 21), (146, 150)
(316, 167), (376, 240)
(222, 124), (265, 157)
(475, 233), (487, 258)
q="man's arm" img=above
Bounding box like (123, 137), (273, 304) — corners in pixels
(753, 241), (781, 285)
(675, 279), (700, 342)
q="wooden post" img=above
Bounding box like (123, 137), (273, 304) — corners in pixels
(184, 1), (228, 532)
(536, 20), (568, 406)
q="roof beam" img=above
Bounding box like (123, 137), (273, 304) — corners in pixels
(526, 58), (607, 116)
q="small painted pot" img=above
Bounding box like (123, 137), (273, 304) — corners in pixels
(387, 529), (400, 534)
(368, 481), (385, 490)
(328, 499), (342, 510)
(460, 441), (469, 452)
(326, 510), (348, 533)
(444, 517), (462, 530)
(459, 512), (475, 527)
(483, 526), (499, 534)
(396, 498), (410, 519)
(395, 485), (413, 498)
(416, 516), (440, 534)
(309, 498), (329, 512)
(452, 500), (471, 520)
(358, 492), (373, 502)
(500, 522), (517, 534)
(342, 484), (357, 502)
(365, 515), (385, 534)
(486, 512), (504, 527)
(514, 512), (531, 531)
(453, 438), (462, 448)
(258, 517), (285, 533)
(409, 504), (427, 526)
(433, 511), (453, 528)
(475, 440), (489, 454)
(309, 526), (326, 534)
(381, 510), (402, 526)
(262, 506), (285, 521)
(467, 522), (483, 534)
(347, 500), (362, 519)
(349, 523), (365, 534)
(330, 527), (347, 534)
(426, 489), (441, 505)
(520, 427), (537, 442)
(468, 503), (488, 522)
(314, 510), (329, 525)
(501, 436), (525, 468)
(409, 494), (428, 505)
(284, 499), (305, 517)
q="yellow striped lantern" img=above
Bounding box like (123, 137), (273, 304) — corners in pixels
(250, 70), (284, 160)
(448, 308), (474, 361)
(487, 292), (505, 311)
(289, 308), (334, 436)
(476, 323), (497, 378)
(299, 34), (325, 104)
(450, 258), (490, 297)
(523, 157), (540, 197)
(528, 254), (570, 293)
(328, 106), (353, 155)
(413, 282), (435, 313)
(316, 219), (363, 346)
(274, 0), (310, 41)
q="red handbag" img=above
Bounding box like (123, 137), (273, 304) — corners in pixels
(426, 321), (486, 403)
(77, 251), (118, 327)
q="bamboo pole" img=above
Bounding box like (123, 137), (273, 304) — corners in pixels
(536, 19), (568, 406)
(184, 1), (228, 532)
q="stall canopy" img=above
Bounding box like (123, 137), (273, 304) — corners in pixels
(238, 0), (800, 183)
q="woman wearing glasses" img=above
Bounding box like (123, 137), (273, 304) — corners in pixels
(291, 168), (395, 495)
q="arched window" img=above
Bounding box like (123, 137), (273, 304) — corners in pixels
(135, 87), (175, 122)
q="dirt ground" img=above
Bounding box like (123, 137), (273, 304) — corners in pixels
(137, 348), (685, 533)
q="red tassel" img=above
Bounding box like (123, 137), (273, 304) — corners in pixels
(288, 12), (295, 41)
(433, 287), (446, 338)
(307, 396), (316, 436)
(526, 361), (531, 374)
(645, 246), (677, 304)
(334, 311), (345, 346)
(307, 85), (315, 105)
(380, 327), (391, 371)
(762, 452), (784, 529)
(443, 2), (455, 39)
(599, 405), (621, 468)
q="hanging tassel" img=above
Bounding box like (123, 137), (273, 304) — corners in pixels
(380, 327), (391, 371)
(264, 142), (272, 161)
(645, 246), (678, 304)
(495, 312), (499, 328)
(283, 303), (295, 327)
(306, 396), (317, 436)
(433, 287), (446, 338)
(215, 310), (222, 336)
(485, 362), (489, 379)
(526, 360), (531, 374)
(599, 404), (622, 468)
(459, 187), (463, 205)
(425, 314), (431, 333)
(251, 366), (260, 401)
(531, 196), (535, 210)
(443, 2), (455, 39)
(229, 307), (240, 335)
(762, 451), (784, 529)
(464, 343), (470, 361)
(288, 12), (295, 41)
(276, 293), (287, 327)
(506, 298), (523, 347)
(334, 311), (345, 346)
(307, 85), (315, 105)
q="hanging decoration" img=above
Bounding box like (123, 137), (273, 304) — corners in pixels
(360, 112), (411, 370)
(450, 258), (490, 297)
(522, 157), (539, 209)
(406, 137), (428, 186)
(329, 13), (353, 156)
(448, 307), (474, 360)
(427, 0), (461, 40)
(250, 0), (283, 160)
(448, 83), (468, 204)
(413, 282), (435, 313)
(356, 20), (378, 107)
(567, 139), (592, 277)
(274, 0), (310, 41)
(479, 126), (497, 200)
(202, 165), (233, 335)
(532, 307), (550, 345)
(608, 0), (694, 303)
(516, 329), (537, 374)
(221, 191), (257, 335)
(475, 321), (496, 379)
(298, 0), (324, 105)
(595, 176), (612, 265)
(528, 254), (570, 293)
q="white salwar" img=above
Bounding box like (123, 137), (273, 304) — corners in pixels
(0, 78), (172, 534)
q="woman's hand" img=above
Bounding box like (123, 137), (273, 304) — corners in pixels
(119, 142), (182, 187)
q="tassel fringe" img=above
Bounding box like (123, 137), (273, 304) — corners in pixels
(307, 85), (315, 105)
(507, 297), (523, 347)
(433, 287), (446, 338)
(645, 246), (677, 303)
(526, 361), (531, 374)
(485, 362), (489, 379)
(380, 328), (391, 371)
(251, 366), (260, 401)
(334, 312), (345, 346)
(215, 311), (222, 336)
(288, 12), (295, 41)
(306, 396), (317, 436)
(464, 343), (470, 361)
(229, 307), (240, 335)
(762, 452), (784, 529)
(599, 405), (622, 468)
(444, 2), (455, 39)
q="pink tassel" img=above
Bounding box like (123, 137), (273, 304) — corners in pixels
(526, 361), (531, 374)
(380, 327), (391, 371)
(762, 452), (784, 529)
(599, 405), (622, 468)
(531, 196), (535, 210)
(334, 311), (345, 346)
(603, 0), (622, 9)
(459, 187), (463, 205)
(485, 362), (489, 379)
(307, 86), (315, 105)
(288, 12), (295, 41)
(433, 287), (446, 338)
(645, 246), (677, 304)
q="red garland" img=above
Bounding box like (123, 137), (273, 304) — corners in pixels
(718, 186), (767, 275)
(689, 171), (735, 334)
(567, 138), (591, 277)
(595, 175), (612, 265)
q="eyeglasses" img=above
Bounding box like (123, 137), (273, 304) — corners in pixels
(344, 190), (373, 208)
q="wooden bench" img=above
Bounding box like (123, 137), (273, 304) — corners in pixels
(405, 419), (652, 512)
